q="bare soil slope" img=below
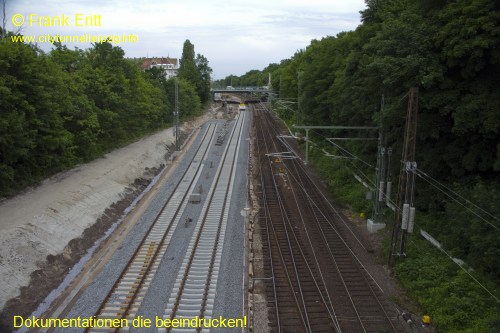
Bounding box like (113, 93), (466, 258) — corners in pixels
(0, 115), (208, 312)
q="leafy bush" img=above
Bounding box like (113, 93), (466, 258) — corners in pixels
(396, 238), (500, 332)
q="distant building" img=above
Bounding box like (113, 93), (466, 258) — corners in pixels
(142, 57), (178, 78)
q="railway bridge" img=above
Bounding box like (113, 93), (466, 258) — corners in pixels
(211, 86), (270, 104)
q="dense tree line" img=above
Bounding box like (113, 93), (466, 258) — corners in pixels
(223, 0), (499, 330)
(226, 0), (499, 276)
(213, 66), (277, 88)
(0, 37), (210, 197)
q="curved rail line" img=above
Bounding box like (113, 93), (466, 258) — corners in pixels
(253, 102), (406, 333)
(85, 123), (217, 333)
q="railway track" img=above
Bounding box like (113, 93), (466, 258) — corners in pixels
(160, 111), (246, 332)
(85, 112), (247, 333)
(253, 103), (405, 333)
(84, 123), (218, 333)
(287, 159), (400, 332)
(254, 106), (335, 332)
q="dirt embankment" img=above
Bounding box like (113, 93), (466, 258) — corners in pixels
(0, 114), (210, 330)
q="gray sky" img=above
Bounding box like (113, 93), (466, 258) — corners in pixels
(6, 0), (366, 79)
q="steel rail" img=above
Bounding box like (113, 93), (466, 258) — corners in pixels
(264, 104), (353, 333)
(289, 159), (400, 332)
(85, 123), (217, 333)
(280, 164), (343, 332)
(255, 105), (310, 331)
(261, 103), (369, 253)
(261, 104), (343, 332)
(255, 103), (335, 332)
(264, 155), (312, 332)
(259, 102), (404, 332)
(162, 112), (246, 332)
(253, 107), (281, 332)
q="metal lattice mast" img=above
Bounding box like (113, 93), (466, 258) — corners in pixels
(175, 78), (180, 151)
(372, 95), (387, 224)
(372, 130), (386, 222)
(389, 87), (418, 266)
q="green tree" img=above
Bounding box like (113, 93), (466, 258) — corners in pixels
(178, 39), (212, 104)
(49, 44), (102, 159)
(0, 38), (173, 196)
(196, 54), (212, 103)
(178, 40), (200, 88)
(0, 41), (75, 193)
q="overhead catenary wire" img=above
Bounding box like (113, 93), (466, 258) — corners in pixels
(311, 129), (377, 188)
(268, 111), (395, 332)
(416, 168), (500, 222)
(326, 138), (375, 169)
(328, 141), (500, 235)
(407, 236), (500, 303)
(381, 184), (500, 305)
(316, 127), (500, 232)
(384, 177), (500, 303)
(323, 139), (376, 188)
(414, 169), (500, 232)
(284, 111), (500, 305)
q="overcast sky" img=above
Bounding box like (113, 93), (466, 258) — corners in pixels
(7, 0), (366, 79)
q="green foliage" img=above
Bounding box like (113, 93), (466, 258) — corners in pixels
(0, 41), (76, 192)
(0, 37), (207, 197)
(223, 0), (500, 329)
(163, 78), (202, 120)
(195, 54), (212, 103)
(308, 142), (372, 214)
(396, 238), (500, 332)
(418, 181), (500, 282)
(212, 63), (279, 89)
(227, 0), (500, 276)
(178, 40), (212, 104)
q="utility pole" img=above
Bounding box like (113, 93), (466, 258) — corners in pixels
(175, 78), (180, 151)
(389, 87), (419, 266)
(368, 129), (387, 231)
(368, 95), (388, 232)
(297, 71), (303, 126)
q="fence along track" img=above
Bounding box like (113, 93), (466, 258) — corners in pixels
(85, 123), (217, 333)
(161, 111), (246, 333)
